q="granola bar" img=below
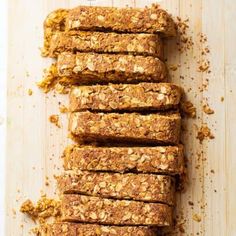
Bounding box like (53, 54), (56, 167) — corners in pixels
(42, 9), (69, 56)
(57, 171), (175, 205)
(49, 31), (164, 58)
(57, 52), (167, 84)
(69, 111), (181, 144)
(65, 5), (176, 36)
(69, 83), (182, 112)
(61, 194), (173, 226)
(40, 222), (156, 236)
(63, 145), (184, 175)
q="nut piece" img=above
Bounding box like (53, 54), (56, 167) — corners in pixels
(63, 145), (184, 175)
(69, 111), (181, 145)
(69, 83), (182, 112)
(66, 5), (176, 36)
(57, 171), (175, 205)
(49, 31), (164, 58)
(40, 222), (156, 236)
(61, 194), (173, 226)
(57, 52), (167, 84)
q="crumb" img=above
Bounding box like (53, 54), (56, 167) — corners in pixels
(20, 195), (61, 224)
(49, 115), (61, 128)
(188, 201), (194, 206)
(198, 60), (210, 72)
(45, 181), (49, 186)
(210, 169), (215, 174)
(221, 96), (224, 102)
(59, 105), (68, 113)
(203, 103), (214, 115)
(192, 213), (201, 222)
(12, 208), (16, 215)
(28, 89), (33, 96)
(169, 64), (178, 71)
(180, 101), (196, 118)
(197, 125), (215, 143)
(175, 17), (194, 53)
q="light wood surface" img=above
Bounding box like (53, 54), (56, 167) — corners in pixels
(6, 0), (236, 235)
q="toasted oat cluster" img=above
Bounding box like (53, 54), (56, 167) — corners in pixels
(61, 194), (173, 226)
(65, 5), (176, 36)
(63, 145), (184, 175)
(40, 222), (156, 236)
(69, 111), (181, 144)
(48, 31), (164, 58)
(69, 83), (182, 112)
(57, 171), (175, 205)
(57, 52), (167, 84)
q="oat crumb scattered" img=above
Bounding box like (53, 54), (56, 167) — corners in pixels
(20, 195), (61, 224)
(221, 96), (224, 102)
(59, 105), (68, 113)
(169, 64), (178, 71)
(192, 213), (201, 222)
(180, 101), (196, 118)
(28, 89), (33, 96)
(188, 201), (194, 206)
(49, 115), (61, 128)
(197, 125), (215, 143)
(203, 104), (214, 115)
(198, 60), (210, 73)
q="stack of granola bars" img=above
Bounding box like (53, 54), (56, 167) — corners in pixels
(41, 5), (184, 236)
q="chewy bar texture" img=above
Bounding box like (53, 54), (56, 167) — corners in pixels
(57, 52), (167, 84)
(66, 5), (176, 36)
(69, 111), (181, 144)
(43, 9), (69, 56)
(69, 83), (182, 112)
(40, 222), (156, 236)
(61, 195), (173, 226)
(49, 31), (164, 58)
(64, 145), (184, 175)
(57, 171), (175, 204)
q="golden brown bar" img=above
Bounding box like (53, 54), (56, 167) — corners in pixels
(49, 31), (164, 58)
(66, 5), (176, 36)
(69, 111), (181, 145)
(57, 52), (167, 84)
(42, 9), (69, 56)
(57, 171), (175, 205)
(69, 83), (182, 112)
(61, 194), (173, 226)
(63, 145), (184, 175)
(40, 222), (156, 236)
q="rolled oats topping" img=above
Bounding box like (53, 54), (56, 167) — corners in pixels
(69, 111), (181, 145)
(40, 222), (156, 236)
(57, 171), (175, 205)
(48, 31), (164, 58)
(63, 145), (184, 175)
(57, 52), (167, 84)
(69, 83), (182, 112)
(65, 5), (176, 36)
(61, 194), (173, 226)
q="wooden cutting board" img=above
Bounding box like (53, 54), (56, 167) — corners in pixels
(6, 0), (236, 235)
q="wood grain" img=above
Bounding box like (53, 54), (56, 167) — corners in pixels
(6, 0), (236, 235)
